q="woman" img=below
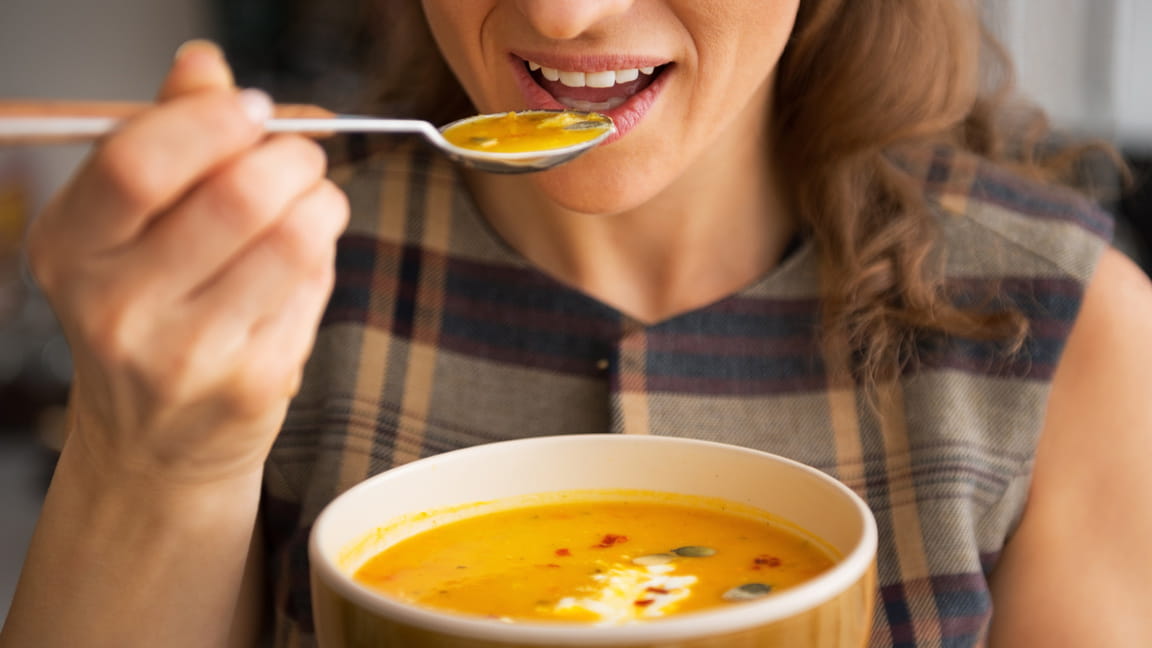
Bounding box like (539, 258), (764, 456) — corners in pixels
(3, 1), (1150, 646)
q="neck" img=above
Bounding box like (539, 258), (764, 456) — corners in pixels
(465, 85), (794, 324)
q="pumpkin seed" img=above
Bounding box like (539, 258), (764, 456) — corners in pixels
(673, 545), (717, 558)
(722, 583), (773, 601)
(632, 553), (677, 566)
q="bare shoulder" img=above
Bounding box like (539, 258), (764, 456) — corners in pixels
(1052, 247), (1152, 427)
(988, 247), (1152, 646)
(1058, 246), (1152, 392)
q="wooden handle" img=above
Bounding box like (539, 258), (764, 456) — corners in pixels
(0, 100), (334, 120)
(0, 100), (336, 145)
(0, 100), (157, 120)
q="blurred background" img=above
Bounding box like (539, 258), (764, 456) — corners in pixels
(1, 0), (1150, 625)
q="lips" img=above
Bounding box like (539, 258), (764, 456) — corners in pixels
(527, 60), (662, 110)
(509, 54), (672, 142)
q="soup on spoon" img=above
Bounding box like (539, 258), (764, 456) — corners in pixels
(440, 110), (614, 153)
(435, 109), (614, 172)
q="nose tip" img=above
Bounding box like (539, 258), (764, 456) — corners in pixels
(514, 0), (634, 40)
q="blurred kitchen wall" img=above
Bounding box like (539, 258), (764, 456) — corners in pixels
(986, 0), (1152, 262)
(0, 0), (213, 625)
(987, 0), (1152, 152)
(0, 0), (213, 209)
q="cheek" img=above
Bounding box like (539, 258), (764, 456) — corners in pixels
(707, 4), (799, 95)
(677, 5), (798, 145)
(419, 2), (488, 104)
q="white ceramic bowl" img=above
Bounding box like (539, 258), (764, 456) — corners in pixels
(310, 435), (877, 647)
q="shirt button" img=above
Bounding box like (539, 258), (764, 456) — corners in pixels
(596, 359), (610, 371)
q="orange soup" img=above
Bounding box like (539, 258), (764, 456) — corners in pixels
(352, 491), (836, 624)
(441, 111), (613, 153)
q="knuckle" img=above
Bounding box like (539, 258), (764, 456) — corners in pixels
(225, 369), (285, 418)
(149, 351), (196, 404)
(268, 212), (315, 264)
(75, 285), (168, 378)
(82, 298), (140, 368)
(319, 179), (351, 225)
(292, 183), (347, 281)
(92, 136), (168, 212)
(137, 328), (218, 407)
(301, 180), (351, 242)
(199, 166), (270, 234)
(301, 254), (337, 292)
(191, 136), (330, 239)
(188, 91), (258, 143)
(277, 134), (328, 176)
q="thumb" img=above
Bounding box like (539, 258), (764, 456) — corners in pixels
(156, 40), (236, 102)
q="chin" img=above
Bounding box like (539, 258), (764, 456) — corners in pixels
(526, 146), (674, 216)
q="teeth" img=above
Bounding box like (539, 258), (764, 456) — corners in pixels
(529, 61), (660, 89)
(585, 71), (616, 88)
(558, 70), (586, 87)
(557, 96), (628, 112)
(614, 68), (639, 83)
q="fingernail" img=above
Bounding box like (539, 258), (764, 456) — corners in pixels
(237, 88), (274, 125)
(174, 39), (224, 62)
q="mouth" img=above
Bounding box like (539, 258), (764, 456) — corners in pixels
(509, 54), (673, 142)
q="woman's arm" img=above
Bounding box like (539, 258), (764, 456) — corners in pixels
(988, 247), (1152, 645)
(0, 42), (346, 647)
(1, 446), (266, 646)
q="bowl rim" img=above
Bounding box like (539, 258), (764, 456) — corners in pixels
(309, 434), (878, 645)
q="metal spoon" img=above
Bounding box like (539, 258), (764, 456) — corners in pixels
(0, 101), (615, 174)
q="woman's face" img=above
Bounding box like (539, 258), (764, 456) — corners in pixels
(420, 0), (801, 214)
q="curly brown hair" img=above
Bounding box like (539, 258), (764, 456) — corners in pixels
(774, 0), (1023, 390)
(775, 0), (1123, 390)
(358, 0), (1120, 391)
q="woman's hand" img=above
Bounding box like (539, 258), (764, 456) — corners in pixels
(25, 41), (349, 485)
(1, 42), (348, 648)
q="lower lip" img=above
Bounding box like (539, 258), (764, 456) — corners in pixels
(509, 57), (670, 145)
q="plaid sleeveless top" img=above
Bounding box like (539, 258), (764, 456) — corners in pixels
(263, 139), (1112, 647)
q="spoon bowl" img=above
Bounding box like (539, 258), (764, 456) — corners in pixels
(437, 110), (615, 173)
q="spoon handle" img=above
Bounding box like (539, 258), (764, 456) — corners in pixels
(0, 100), (436, 145)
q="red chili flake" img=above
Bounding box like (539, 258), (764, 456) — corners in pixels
(646, 586), (670, 595)
(633, 599), (655, 607)
(538, 563), (562, 568)
(555, 548), (571, 557)
(593, 534), (629, 548)
(753, 555), (782, 568)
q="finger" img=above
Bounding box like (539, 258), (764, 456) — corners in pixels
(157, 40), (236, 101)
(184, 178), (347, 337)
(227, 260), (337, 419)
(129, 134), (328, 294)
(190, 182), (346, 419)
(49, 88), (273, 253)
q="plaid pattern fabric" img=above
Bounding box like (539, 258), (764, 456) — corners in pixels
(264, 138), (1112, 647)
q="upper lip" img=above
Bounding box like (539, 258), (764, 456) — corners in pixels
(511, 52), (672, 72)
